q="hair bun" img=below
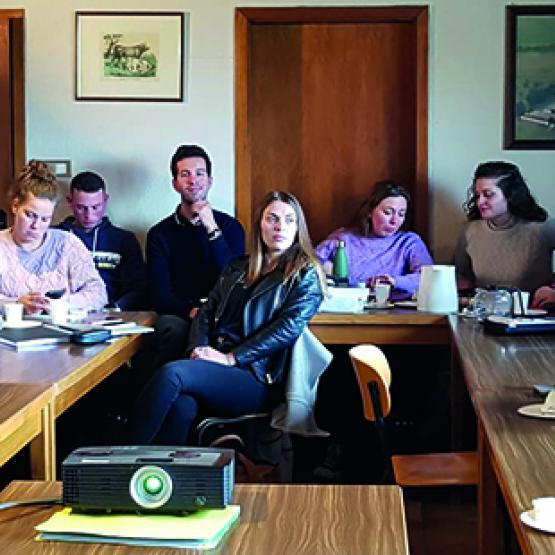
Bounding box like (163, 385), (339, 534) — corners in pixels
(19, 159), (55, 183)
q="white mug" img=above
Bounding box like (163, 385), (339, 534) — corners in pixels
(50, 299), (69, 325)
(532, 497), (555, 526)
(4, 302), (23, 326)
(375, 283), (391, 305)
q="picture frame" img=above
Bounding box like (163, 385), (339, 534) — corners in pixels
(504, 6), (555, 149)
(75, 11), (185, 102)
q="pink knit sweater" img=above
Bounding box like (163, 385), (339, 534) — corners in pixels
(0, 228), (107, 311)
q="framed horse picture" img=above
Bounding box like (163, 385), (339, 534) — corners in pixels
(75, 11), (186, 102)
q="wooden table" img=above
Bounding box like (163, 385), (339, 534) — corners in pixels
(474, 388), (555, 555)
(0, 312), (155, 479)
(0, 383), (54, 479)
(0, 481), (410, 554)
(450, 316), (555, 392)
(310, 310), (449, 345)
(449, 316), (555, 555)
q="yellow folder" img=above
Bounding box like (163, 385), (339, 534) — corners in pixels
(36, 505), (240, 549)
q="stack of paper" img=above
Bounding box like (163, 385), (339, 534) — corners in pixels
(45, 321), (154, 337)
(36, 505), (240, 549)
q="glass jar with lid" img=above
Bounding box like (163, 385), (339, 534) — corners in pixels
(471, 288), (513, 320)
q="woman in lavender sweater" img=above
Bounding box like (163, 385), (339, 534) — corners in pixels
(0, 160), (107, 315)
(316, 181), (433, 299)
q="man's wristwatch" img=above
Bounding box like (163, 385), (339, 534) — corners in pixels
(207, 228), (222, 241)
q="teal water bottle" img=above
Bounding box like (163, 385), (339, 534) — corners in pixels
(333, 240), (349, 286)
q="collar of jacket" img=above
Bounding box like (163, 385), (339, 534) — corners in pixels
(228, 258), (288, 300)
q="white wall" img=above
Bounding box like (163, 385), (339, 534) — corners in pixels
(3, 0), (555, 259)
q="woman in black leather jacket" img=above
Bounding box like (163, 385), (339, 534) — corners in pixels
(128, 191), (326, 444)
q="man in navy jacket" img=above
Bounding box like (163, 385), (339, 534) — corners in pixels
(58, 171), (147, 310)
(146, 144), (245, 365)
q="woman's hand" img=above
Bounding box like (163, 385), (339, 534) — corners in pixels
(191, 346), (236, 366)
(368, 275), (396, 289)
(18, 292), (49, 315)
(532, 286), (555, 308)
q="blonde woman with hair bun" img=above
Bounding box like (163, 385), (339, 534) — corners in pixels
(0, 160), (107, 315)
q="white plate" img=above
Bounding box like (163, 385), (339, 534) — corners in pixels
(394, 300), (418, 309)
(521, 510), (555, 534)
(525, 309), (548, 317)
(2, 320), (42, 329)
(517, 404), (555, 420)
(366, 301), (395, 310)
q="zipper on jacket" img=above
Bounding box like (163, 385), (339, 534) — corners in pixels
(214, 270), (245, 324)
(265, 373), (273, 385)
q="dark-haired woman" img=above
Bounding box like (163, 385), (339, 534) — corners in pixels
(454, 161), (555, 302)
(315, 181), (432, 299)
(127, 191), (326, 444)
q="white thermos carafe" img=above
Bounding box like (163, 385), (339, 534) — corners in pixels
(417, 265), (458, 314)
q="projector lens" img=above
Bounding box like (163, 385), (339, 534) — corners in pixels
(144, 475), (163, 495)
(130, 466), (173, 509)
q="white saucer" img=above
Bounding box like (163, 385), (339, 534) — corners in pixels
(394, 300), (418, 309)
(2, 320), (42, 329)
(521, 510), (555, 534)
(366, 301), (395, 310)
(525, 309), (548, 317)
(517, 403), (555, 419)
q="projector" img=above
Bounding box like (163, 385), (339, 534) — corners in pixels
(62, 446), (234, 514)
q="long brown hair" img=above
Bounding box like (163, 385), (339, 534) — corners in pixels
(463, 161), (547, 222)
(349, 180), (411, 236)
(246, 190), (326, 290)
(11, 160), (59, 204)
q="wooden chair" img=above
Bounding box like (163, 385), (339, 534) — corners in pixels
(349, 344), (478, 487)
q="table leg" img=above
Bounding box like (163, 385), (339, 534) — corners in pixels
(478, 424), (504, 555)
(30, 401), (56, 480)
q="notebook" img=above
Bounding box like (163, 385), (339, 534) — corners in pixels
(36, 505), (240, 550)
(0, 324), (72, 351)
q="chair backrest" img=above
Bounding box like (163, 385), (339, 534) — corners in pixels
(349, 344), (392, 422)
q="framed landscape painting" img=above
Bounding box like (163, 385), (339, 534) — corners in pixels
(504, 6), (555, 149)
(75, 11), (185, 102)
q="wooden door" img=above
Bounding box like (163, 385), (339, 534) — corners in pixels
(0, 9), (25, 224)
(236, 7), (428, 245)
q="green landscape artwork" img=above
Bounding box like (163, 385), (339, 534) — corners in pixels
(515, 15), (555, 140)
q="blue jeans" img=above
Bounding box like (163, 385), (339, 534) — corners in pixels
(127, 359), (271, 445)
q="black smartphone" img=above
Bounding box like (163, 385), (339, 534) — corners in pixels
(45, 289), (66, 299)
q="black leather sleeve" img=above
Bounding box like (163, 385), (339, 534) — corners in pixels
(232, 266), (323, 367)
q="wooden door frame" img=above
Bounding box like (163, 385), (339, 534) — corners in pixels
(235, 6), (429, 241)
(0, 9), (25, 219)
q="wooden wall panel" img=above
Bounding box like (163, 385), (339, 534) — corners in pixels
(300, 23), (416, 243)
(236, 7), (428, 244)
(249, 25), (302, 237)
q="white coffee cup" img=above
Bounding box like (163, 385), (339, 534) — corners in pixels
(4, 302), (23, 326)
(512, 291), (530, 316)
(49, 298), (69, 325)
(375, 283), (391, 306)
(532, 497), (555, 526)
